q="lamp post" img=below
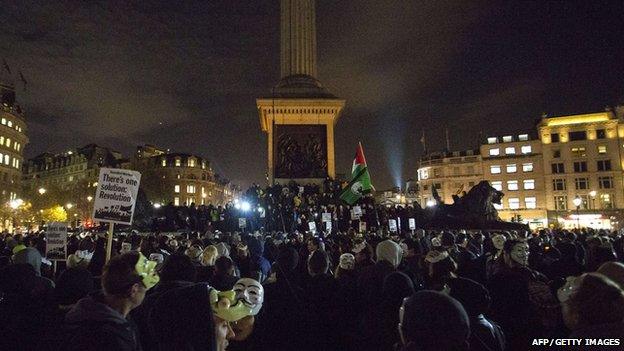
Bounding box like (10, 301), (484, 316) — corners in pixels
(573, 196), (582, 229)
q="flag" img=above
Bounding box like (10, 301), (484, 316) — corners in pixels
(340, 142), (374, 205)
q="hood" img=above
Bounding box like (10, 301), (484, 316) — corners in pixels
(65, 293), (128, 325)
(215, 242), (230, 258)
(12, 247), (42, 275)
(376, 240), (402, 269)
(248, 237), (264, 257)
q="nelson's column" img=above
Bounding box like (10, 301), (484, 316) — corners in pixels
(257, 0), (345, 184)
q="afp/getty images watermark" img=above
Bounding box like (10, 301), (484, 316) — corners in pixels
(532, 339), (621, 347)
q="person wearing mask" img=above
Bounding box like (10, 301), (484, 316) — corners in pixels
(197, 245), (218, 282)
(62, 252), (159, 351)
(211, 256), (239, 291)
(131, 253), (197, 351)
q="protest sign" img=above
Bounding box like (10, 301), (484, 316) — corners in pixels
(239, 218), (247, 228)
(308, 221), (317, 232)
(389, 219), (397, 232)
(321, 212), (332, 223)
(409, 218), (416, 230)
(46, 222), (67, 260)
(359, 221), (367, 233)
(92, 168), (141, 225)
(326, 221), (332, 231)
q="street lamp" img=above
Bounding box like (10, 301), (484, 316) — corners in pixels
(66, 203), (73, 209)
(573, 196), (582, 229)
(87, 196), (93, 202)
(38, 187), (46, 195)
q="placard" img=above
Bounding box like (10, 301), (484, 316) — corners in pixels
(389, 219), (398, 232)
(359, 221), (367, 233)
(353, 206), (362, 217)
(239, 218), (247, 228)
(46, 222), (67, 260)
(308, 221), (317, 232)
(326, 221), (332, 231)
(321, 212), (332, 223)
(92, 168), (141, 225)
(409, 218), (416, 230)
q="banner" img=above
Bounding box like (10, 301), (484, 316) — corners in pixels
(389, 219), (397, 232)
(409, 218), (416, 230)
(46, 222), (67, 260)
(321, 212), (332, 223)
(92, 168), (141, 225)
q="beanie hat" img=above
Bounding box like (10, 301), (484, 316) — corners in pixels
(376, 240), (402, 269)
(400, 290), (470, 350)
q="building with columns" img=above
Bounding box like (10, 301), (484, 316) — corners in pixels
(257, 0), (345, 184)
(417, 107), (624, 230)
(0, 76), (28, 204)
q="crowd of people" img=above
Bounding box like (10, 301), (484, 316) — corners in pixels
(2, 224), (624, 350)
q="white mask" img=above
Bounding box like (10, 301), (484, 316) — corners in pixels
(233, 278), (264, 315)
(510, 243), (529, 266)
(120, 242), (132, 254)
(339, 253), (355, 270)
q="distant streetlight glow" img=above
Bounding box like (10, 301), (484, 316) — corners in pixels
(589, 190), (597, 198)
(87, 196), (93, 202)
(153, 203), (162, 209)
(9, 199), (23, 209)
(241, 201), (251, 212)
(66, 203), (74, 209)
(38, 187), (46, 195)
(426, 199), (436, 207)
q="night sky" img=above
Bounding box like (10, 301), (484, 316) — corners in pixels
(1, 1), (623, 189)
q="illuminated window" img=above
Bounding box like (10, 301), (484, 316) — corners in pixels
(174, 185), (180, 193)
(0, 136), (3, 145)
(187, 197), (195, 205)
(187, 185), (196, 193)
(502, 135), (512, 142)
(7, 121), (12, 127)
(202, 161), (206, 169)
(491, 181), (502, 191)
(600, 193), (614, 209)
(490, 165), (501, 174)
(521, 145), (532, 154)
(68, 175), (74, 182)
(188, 158), (196, 167)
(553, 178), (566, 191)
(161, 158), (167, 167)
(3, 154), (8, 164)
(176, 174), (181, 179)
(487, 137), (498, 144)
(518, 134), (529, 141)
(525, 197), (536, 209)
(506, 164), (517, 173)
(508, 198), (520, 209)
(571, 147), (586, 157)
(489, 148), (500, 156)
(507, 180), (518, 191)
(1, 118), (5, 125)
(175, 158), (181, 167)
(554, 195), (567, 210)
(523, 163), (533, 172)
(5, 138), (10, 147)
(174, 197), (180, 206)
(598, 145), (607, 154)
(599, 176), (613, 189)
(505, 147), (515, 155)
(523, 179), (535, 190)
(575, 178), (589, 190)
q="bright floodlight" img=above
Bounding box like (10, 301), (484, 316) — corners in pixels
(153, 203), (162, 209)
(234, 203), (241, 210)
(9, 199), (23, 209)
(573, 196), (582, 207)
(426, 199), (436, 207)
(241, 201), (251, 211)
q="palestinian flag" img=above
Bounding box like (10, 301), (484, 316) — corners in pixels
(340, 142), (375, 205)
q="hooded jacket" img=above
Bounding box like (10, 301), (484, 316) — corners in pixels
(13, 247), (43, 275)
(248, 238), (271, 280)
(63, 292), (141, 351)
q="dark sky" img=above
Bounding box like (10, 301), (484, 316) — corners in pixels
(1, 1), (623, 189)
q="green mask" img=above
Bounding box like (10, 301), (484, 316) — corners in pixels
(135, 253), (160, 290)
(210, 289), (253, 322)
